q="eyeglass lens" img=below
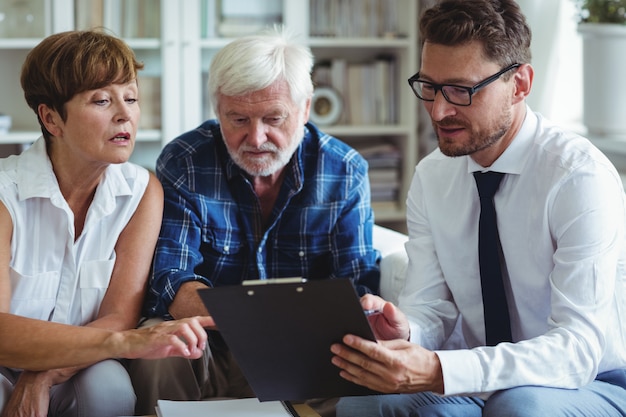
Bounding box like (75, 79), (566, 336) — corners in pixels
(414, 82), (471, 105)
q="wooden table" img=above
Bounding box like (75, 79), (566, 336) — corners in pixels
(292, 403), (322, 416)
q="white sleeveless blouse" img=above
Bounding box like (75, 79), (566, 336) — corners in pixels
(0, 137), (149, 325)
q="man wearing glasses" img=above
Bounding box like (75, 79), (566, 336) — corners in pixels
(331, 0), (626, 416)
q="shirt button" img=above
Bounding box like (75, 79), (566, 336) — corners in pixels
(224, 245), (229, 253)
(258, 247), (262, 253)
(299, 251), (305, 257)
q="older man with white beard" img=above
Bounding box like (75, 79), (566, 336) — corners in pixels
(128, 27), (380, 416)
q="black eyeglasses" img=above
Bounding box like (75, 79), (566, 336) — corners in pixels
(407, 63), (521, 106)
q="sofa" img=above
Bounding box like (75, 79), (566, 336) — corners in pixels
(374, 224), (465, 348)
(373, 224), (409, 305)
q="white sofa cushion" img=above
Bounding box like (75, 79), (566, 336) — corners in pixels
(373, 225), (466, 348)
(373, 225), (408, 305)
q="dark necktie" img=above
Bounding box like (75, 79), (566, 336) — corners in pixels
(473, 171), (512, 346)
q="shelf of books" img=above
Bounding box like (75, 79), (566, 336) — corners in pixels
(0, 0), (164, 148)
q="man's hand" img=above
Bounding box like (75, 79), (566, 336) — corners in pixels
(330, 334), (444, 394)
(361, 294), (410, 341)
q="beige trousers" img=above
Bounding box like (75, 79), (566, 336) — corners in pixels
(128, 318), (254, 415)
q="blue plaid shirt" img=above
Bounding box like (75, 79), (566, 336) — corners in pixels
(144, 120), (380, 318)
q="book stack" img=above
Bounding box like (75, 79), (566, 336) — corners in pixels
(156, 398), (295, 416)
(121, 0), (160, 38)
(137, 76), (162, 130)
(309, 0), (400, 38)
(357, 142), (401, 203)
(203, 0), (283, 38)
(75, 0), (160, 38)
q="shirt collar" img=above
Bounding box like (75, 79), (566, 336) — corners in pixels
(16, 136), (133, 204)
(467, 105), (538, 175)
(16, 137), (59, 200)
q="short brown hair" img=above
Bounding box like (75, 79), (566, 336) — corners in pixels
(420, 0), (531, 69)
(20, 30), (144, 139)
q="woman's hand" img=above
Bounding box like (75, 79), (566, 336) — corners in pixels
(1, 371), (51, 417)
(114, 316), (214, 360)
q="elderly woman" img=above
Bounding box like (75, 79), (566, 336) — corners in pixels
(0, 30), (163, 417)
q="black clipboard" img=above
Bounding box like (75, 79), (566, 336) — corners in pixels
(197, 278), (378, 401)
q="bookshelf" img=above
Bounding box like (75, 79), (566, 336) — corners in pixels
(0, 0), (167, 160)
(0, 0), (418, 228)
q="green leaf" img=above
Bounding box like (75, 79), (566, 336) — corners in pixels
(574, 0), (626, 24)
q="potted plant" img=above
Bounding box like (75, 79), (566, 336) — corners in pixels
(575, 0), (626, 23)
(574, 0), (626, 136)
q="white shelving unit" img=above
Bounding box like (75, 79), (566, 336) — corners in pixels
(0, 0), (418, 227)
(0, 0), (70, 156)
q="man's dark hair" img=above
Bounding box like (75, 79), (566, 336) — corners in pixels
(420, 0), (532, 68)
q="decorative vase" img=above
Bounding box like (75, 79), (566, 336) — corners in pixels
(578, 23), (626, 137)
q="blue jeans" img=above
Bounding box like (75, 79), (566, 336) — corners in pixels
(336, 369), (626, 417)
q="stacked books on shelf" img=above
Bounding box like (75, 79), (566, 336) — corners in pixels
(309, 0), (400, 38)
(137, 76), (161, 130)
(76, 0), (160, 38)
(120, 0), (160, 38)
(312, 56), (397, 126)
(202, 0), (283, 38)
(357, 141), (401, 204)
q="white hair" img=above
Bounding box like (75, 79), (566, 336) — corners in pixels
(208, 26), (314, 116)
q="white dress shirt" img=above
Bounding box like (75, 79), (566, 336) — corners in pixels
(400, 107), (626, 397)
(0, 137), (149, 326)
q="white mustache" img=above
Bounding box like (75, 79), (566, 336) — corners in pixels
(239, 143), (279, 153)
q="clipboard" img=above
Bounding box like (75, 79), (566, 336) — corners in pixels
(197, 278), (378, 401)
